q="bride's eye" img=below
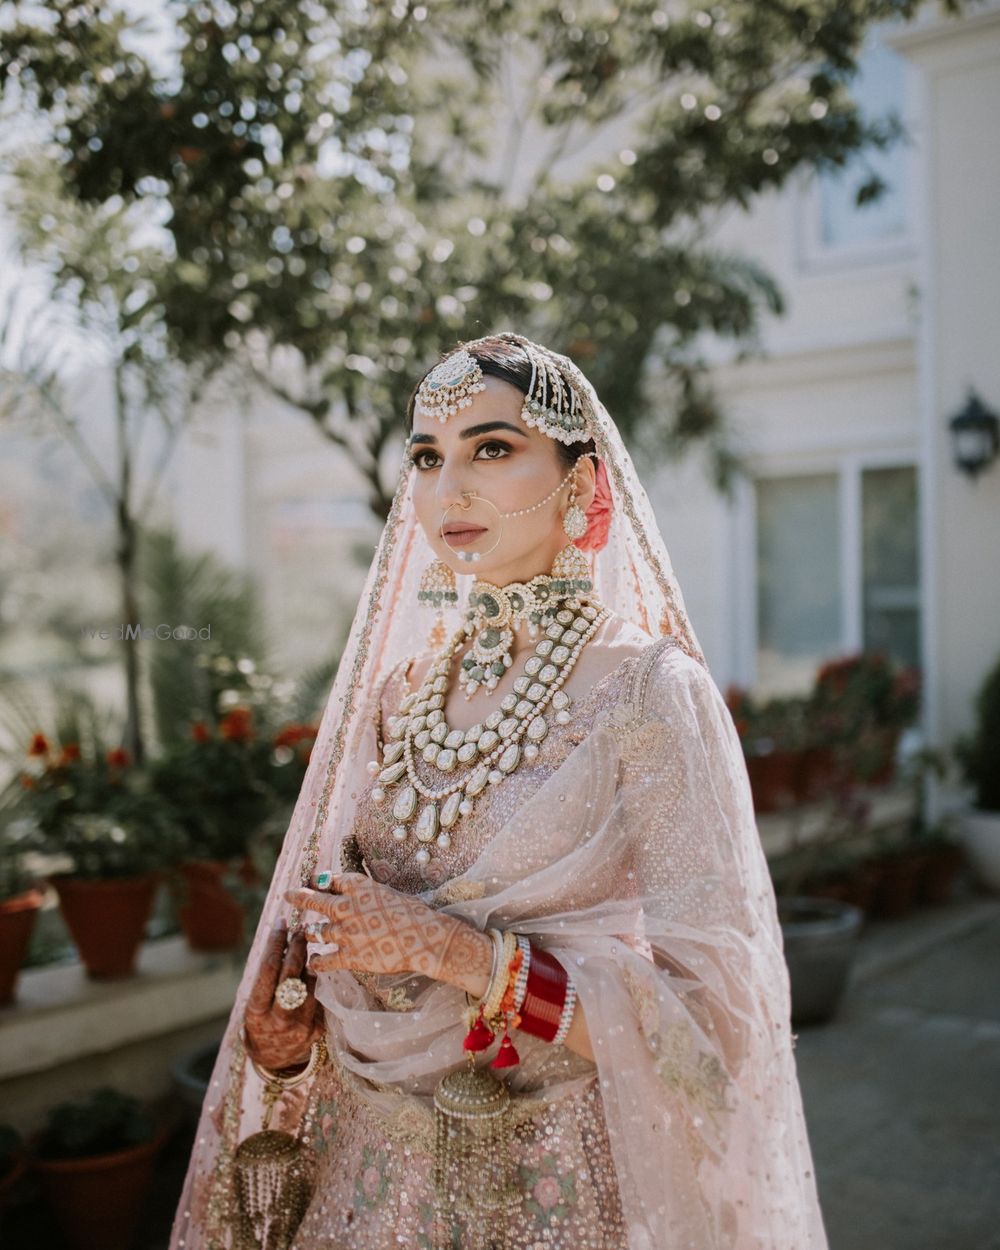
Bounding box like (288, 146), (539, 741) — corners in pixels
(409, 440), (511, 471)
(475, 440), (511, 461)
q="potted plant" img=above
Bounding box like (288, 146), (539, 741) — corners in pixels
(0, 1123), (26, 1220)
(953, 650), (1000, 891)
(807, 652), (921, 790)
(13, 732), (184, 978)
(31, 1087), (168, 1250)
(0, 819), (42, 1006)
(726, 687), (810, 813)
(152, 705), (316, 950)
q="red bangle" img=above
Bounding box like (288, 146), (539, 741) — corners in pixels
(515, 944), (568, 1042)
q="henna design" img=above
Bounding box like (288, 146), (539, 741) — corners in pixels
(244, 922), (325, 1069)
(284, 875), (492, 990)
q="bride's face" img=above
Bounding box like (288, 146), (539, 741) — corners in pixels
(409, 375), (596, 587)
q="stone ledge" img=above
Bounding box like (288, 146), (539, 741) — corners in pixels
(0, 936), (243, 1080)
(758, 783), (916, 857)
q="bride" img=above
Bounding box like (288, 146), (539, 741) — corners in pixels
(171, 333), (829, 1250)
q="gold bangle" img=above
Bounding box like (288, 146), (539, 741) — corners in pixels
(243, 1033), (327, 1087)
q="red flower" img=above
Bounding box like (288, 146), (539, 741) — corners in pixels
(28, 733), (49, 757)
(576, 457), (613, 553)
(190, 720), (212, 743)
(106, 747), (131, 768)
(54, 742), (82, 768)
(273, 723), (318, 749)
(220, 706), (254, 742)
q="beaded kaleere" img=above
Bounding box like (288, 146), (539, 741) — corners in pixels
(367, 576), (609, 870)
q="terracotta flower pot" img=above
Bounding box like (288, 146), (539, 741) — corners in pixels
(795, 745), (845, 803)
(747, 750), (802, 813)
(50, 874), (159, 979)
(33, 1127), (169, 1250)
(0, 888), (42, 1005)
(0, 1153), (27, 1209)
(174, 857), (257, 951)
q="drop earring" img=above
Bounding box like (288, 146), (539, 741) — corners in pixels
(562, 471), (588, 541)
(417, 559), (458, 649)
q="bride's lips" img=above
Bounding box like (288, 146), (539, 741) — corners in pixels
(442, 525), (487, 546)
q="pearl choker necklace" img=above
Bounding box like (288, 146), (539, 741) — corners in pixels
(367, 595), (609, 869)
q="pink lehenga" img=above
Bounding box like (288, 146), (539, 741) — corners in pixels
(170, 335), (829, 1250)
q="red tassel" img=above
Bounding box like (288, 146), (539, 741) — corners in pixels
(490, 1028), (520, 1069)
(463, 1010), (496, 1053)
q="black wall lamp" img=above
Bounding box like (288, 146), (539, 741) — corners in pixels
(949, 388), (999, 479)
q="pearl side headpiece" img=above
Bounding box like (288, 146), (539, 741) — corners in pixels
(413, 332), (596, 444)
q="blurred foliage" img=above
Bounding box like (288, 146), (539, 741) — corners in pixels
(0, 0), (962, 512)
(725, 649), (921, 757)
(149, 703), (316, 859)
(0, 705), (186, 877)
(138, 525), (272, 750)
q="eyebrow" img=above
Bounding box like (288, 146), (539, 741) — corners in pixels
(408, 421), (529, 446)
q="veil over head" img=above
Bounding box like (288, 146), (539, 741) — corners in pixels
(171, 333), (827, 1250)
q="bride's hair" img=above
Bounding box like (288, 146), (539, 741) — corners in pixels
(405, 335), (598, 471)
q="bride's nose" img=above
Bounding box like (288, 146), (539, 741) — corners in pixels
(435, 463), (476, 515)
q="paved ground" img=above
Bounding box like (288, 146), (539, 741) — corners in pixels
(794, 879), (1000, 1250)
(4, 877), (999, 1249)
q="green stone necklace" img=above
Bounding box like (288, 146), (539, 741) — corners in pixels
(367, 580), (608, 869)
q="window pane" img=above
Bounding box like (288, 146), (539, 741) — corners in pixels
(817, 39), (908, 249)
(862, 466), (920, 669)
(756, 474), (841, 696)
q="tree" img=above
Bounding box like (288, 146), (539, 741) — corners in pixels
(0, 154), (210, 765)
(1, 0), (962, 516)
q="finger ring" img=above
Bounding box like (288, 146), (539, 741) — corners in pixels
(275, 976), (308, 1011)
(316, 870), (335, 889)
(303, 921), (326, 940)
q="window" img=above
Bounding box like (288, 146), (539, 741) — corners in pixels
(753, 464), (920, 695)
(756, 473), (842, 695)
(797, 34), (912, 266)
(862, 466), (921, 669)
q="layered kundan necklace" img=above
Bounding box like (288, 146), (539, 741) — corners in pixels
(367, 567), (609, 868)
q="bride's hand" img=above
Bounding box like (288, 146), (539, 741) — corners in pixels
(284, 874), (492, 990)
(243, 920), (325, 1070)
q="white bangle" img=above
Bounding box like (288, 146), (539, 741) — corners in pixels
(552, 974), (577, 1046)
(513, 935), (531, 1013)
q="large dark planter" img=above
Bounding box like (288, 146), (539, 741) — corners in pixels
(173, 858), (257, 951)
(171, 1039), (221, 1118)
(803, 861), (881, 917)
(914, 843), (965, 905)
(778, 896), (864, 1025)
(0, 888), (43, 1005)
(867, 851), (923, 919)
(50, 874), (159, 979)
(32, 1126), (169, 1250)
